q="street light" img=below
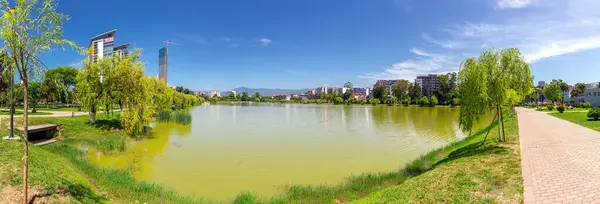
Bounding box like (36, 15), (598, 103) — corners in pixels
(5, 7), (17, 140)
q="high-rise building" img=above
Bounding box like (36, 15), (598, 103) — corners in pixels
(315, 87), (327, 95)
(538, 81), (547, 87)
(158, 47), (168, 83)
(374, 80), (398, 95)
(113, 43), (130, 58)
(416, 74), (440, 97)
(88, 29), (130, 63)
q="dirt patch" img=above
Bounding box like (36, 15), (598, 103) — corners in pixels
(0, 186), (71, 204)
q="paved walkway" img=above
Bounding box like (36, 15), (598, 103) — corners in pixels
(517, 107), (600, 204)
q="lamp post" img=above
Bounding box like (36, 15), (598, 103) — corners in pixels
(7, 7), (16, 140)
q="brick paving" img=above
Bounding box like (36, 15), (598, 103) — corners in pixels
(516, 108), (600, 204)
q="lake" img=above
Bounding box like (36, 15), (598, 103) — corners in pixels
(86, 104), (479, 201)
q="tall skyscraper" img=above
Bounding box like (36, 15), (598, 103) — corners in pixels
(158, 47), (168, 83)
(88, 29), (130, 62)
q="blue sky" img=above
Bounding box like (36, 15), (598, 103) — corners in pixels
(38, 0), (600, 91)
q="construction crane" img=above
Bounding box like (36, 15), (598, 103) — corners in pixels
(164, 40), (183, 47)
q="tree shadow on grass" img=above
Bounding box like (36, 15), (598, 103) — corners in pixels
(586, 118), (600, 121)
(93, 118), (122, 130)
(28, 182), (107, 204)
(437, 143), (508, 166)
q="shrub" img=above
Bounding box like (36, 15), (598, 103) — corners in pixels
(369, 98), (381, 105)
(557, 105), (565, 113)
(429, 96), (438, 107)
(547, 104), (554, 111)
(419, 96), (429, 107)
(333, 96), (344, 105)
(584, 102), (591, 108)
(588, 107), (600, 120)
(452, 98), (460, 106)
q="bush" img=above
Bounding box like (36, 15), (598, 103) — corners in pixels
(333, 96), (344, 105)
(452, 98), (460, 106)
(557, 105), (565, 113)
(419, 96), (429, 107)
(369, 98), (380, 105)
(588, 107), (600, 120)
(584, 102), (591, 108)
(429, 96), (438, 107)
(547, 104), (554, 111)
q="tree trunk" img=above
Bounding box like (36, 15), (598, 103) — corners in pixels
(500, 106), (506, 142)
(90, 105), (96, 125)
(23, 82), (29, 204)
(497, 106), (503, 142)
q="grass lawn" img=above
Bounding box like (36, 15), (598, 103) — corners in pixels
(550, 111), (600, 132)
(1, 106), (81, 112)
(8, 114), (121, 139)
(536, 107), (589, 113)
(0, 126), (107, 203)
(0, 110), (52, 115)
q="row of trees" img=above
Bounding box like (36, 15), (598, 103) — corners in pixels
(75, 50), (201, 137)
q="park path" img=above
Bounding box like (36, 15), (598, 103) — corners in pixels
(517, 107), (600, 204)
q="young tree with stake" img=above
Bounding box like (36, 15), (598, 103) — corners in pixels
(0, 0), (76, 202)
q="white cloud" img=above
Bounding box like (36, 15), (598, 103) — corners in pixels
(495, 0), (535, 9)
(360, 0), (600, 80)
(421, 33), (459, 49)
(258, 38), (272, 46)
(359, 48), (458, 81)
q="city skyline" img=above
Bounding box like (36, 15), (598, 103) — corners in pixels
(36, 0), (600, 91)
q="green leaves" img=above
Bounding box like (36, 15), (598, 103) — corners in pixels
(543, 79), (566, 103)
(458, 48), (533, 132)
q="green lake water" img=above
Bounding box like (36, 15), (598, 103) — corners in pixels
(86, 104), (484, 201)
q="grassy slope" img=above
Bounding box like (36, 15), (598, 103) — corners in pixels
(353, 109), (523, 203)
(0, 140), (107, 203)
(550, 111), (600, 132)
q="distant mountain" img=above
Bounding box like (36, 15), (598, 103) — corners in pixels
(221, 87), (311, 96)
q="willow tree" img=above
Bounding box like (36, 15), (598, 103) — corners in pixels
(116, 50), (156, 139)
(0, 0), (75, 202)
(458, 48), (532, 143)
(75, 56), (104, 124)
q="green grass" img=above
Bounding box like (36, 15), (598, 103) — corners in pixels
(550, 111), (600, 132)
(0, 139), (108, 203)
(17, 114), (121, 139)
(97, 133), (126, 153)
(0, 110), (52, 115)
(537, 107), (589, 113)
(1, 106), (81, 112)
(157, 109), (192, 125)
(232, 109), (523, 203)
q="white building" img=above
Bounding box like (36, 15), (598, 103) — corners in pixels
(584, 83), (600, 107)
(209, 91), (221, 97)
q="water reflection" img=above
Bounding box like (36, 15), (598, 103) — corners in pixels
(87, 104), (485, 201)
